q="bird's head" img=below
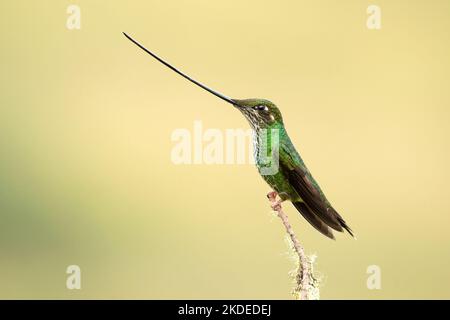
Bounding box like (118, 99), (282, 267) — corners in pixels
(232, 99), (283, 129)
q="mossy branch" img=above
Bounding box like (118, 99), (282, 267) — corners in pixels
(268, 193), (320, 300)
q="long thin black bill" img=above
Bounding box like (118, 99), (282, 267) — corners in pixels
(123, 32), (235, 105)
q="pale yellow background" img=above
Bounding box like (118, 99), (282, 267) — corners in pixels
(1, 1), (449, 299)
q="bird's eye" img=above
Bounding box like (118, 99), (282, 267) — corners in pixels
(253, 105), (268, 112)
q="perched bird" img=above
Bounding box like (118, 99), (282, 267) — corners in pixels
(123, 33), (353, 239)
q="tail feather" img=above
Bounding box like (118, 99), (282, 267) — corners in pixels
(292, 201), (354, 239)
(336, 213), (354, 237)
(292, 202), (335, 239)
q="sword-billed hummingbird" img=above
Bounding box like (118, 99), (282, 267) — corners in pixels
(123, 33), (353, 239)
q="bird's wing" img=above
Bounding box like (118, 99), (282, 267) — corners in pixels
(279, 140), (353, 238)
(292, 201), (336, 239)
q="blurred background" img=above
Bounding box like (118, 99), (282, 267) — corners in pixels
(1, 0), (449, 299)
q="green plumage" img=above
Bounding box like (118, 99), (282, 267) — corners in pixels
(233, 99), (353, 239)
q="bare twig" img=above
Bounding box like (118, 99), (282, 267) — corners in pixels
(268, 193), (319, 300)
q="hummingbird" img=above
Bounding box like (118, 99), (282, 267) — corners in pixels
(123, 33), (353, 239)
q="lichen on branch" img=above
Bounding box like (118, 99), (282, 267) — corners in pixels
(268, 193), (320, 300)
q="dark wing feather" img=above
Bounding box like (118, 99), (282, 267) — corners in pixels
(292, 202), (335, 239)
(279, 141), (353, 237)
(287, 166), (343, 231)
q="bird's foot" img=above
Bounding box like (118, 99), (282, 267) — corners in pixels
(267, 191), (283, 211)
(267, 191), (278, 202)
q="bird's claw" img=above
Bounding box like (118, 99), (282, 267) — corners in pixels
(267, 191), (282, 211)
(267, 191), (278, 201)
